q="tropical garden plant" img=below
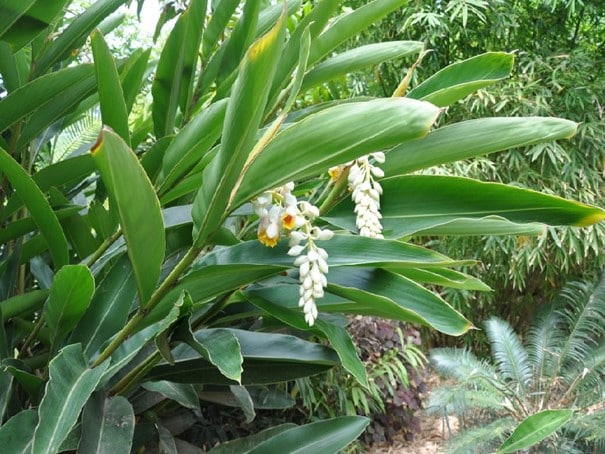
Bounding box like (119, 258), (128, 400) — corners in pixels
(1, 0), (604, 452)
(428, 273), (605, 453)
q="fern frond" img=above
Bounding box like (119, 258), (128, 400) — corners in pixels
(485, 317), (532, 393)
(445, 417), (515, 454)
(52, 108), (102, 162)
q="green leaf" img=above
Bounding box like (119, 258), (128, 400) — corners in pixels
(142, 381), (200, 410)
(0, 42), (29, 92)
(202, 0), (239, 60)
(78, 392), (135, 454)
(146, 329), (339, 385)
(152, 0), (207, 137)
(91, 127), (165, 305)
(232, 98), (440, 208)
(247, 416), (370, 454)
(302, 41), (424, 91)
(0, 409), (38, 452)
(120, 48), (151, 114)
(309, 0), (407, 65)
(230, 385), (255, 423)
(208, 424), (298, 454)
(0, 64), (95, 135)
(382, 117), (578, 175)
(0, 205), (82, 245)
(91, 29), (130, 145)
(0, 147), (69, 269)
(396, 267), (492, 291)
(158, 98), (228, 194)
(0, 0), (70, 51)
(187, 328), (244, 384)
(325, 175), (605, 237)
(200, 387), (294, 410)
(45, 265), (95, 351)
(192, 11), (286, 247)
(497, 409), (573, 453)
(407, 52), (515, 107)
(0, 289), (48, 321)
(31, 344), (108, 454)
(327, 268), (472, 335)
(33, 0), (127, 77)
(69, 255), (137, 358)
(2, 358), (45, 403)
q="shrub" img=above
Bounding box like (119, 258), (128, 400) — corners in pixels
(428, 273), (605, 453)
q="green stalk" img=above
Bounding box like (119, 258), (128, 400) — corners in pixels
(318, 166), (350, 215)
(84, 228), (122, 268)
(92, 246), (201, 367)
(111, 351), (162, 396)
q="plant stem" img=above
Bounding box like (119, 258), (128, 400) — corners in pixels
(318, 166), (350, 215)
(84, 228), (122, 268)
(111, 351), (162, 396)
(92, 246), (201, 367)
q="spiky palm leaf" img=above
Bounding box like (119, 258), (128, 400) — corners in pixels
(426, 385), (506, 418)
(430, 348), (498, 386)
(485, 317), (532, 393)
(444, 417), (515, 454)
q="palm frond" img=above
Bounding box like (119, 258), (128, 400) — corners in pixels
(445, 417), (515, 454)
(556, 274), (605, 374)
(563, 410), (605, 449)
(426, 385), (506, 418)
(525, 303), (565, 384)
(485, 317), (532, 393)
(52, 108), (102, 163)
(430, 348), (498, 385)
(563, 342), (605, 406)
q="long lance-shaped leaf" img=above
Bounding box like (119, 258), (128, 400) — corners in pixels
(0, 147), (69, 269)
(91, 29), (130, 145)
(146, 329), (339, 385)
(0, 0), (70, 51)
(0, 409), (38, 452)
(202, 0), (239, 60)
(31, 344), (108, 454)
(0, 65), (94, 134)
(158, 98), (228, 194)
(301, 41), (424, 91)
(192, 12), (286, 247)
(33, 0), (127, 77)
(91, 128), (165, 306)
(247, 416), (370, 454)
(328, 268), (472, 336)
(69, 255), (136, 358)
(45, 265), (95, 352)
(325, 175), (605, 238)
(151, 0), (206, 137)
(232, 98), (440, 208)
(407, 52), (515, 107)
(309, 0), (407, 65)
(245, 292), (368, 388)
(78, 392), (135, 454)
(0, 42), (28, 93)
(497, 409), (573, 453)
(382, 117), (578, 175)
(0, 206), (81, 244)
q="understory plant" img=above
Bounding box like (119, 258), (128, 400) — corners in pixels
(428, 273), (605, 453)
(1, 0), (604, 452)
(295, 319), (427, 447)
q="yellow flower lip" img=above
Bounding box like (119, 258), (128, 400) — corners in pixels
(258, 231), (278, 248)
(282, 213), (296, 230)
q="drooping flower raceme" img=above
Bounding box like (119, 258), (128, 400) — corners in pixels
(252, 184), (332, 326)
(347, 152), (385, 238)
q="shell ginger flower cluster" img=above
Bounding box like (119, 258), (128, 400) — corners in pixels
(252, 183), (333, 326)
(347, 152), (385, 238)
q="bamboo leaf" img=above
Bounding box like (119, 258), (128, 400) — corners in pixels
(45, 265), (95, 350)
(383, 117), (578, 175)
(78, 392), (135, 454)
(91, 127), (165, 306)
(192, 12), (286, 247)
(302, 41), (424, 91)
(232, 98), (440, 208)
(91, 29), (130, 145)
(497, 409), (573, 453)
(407, 52), (515, 107)
(31, 344), (108, 454)
(151, 0), (206, 137)
(0, 147), (69, 269)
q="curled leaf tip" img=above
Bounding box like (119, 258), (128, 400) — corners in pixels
(91, 133), (103, 156)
